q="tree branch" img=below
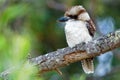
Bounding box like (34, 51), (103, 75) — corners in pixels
(30, 30), (120, 72)
(0, 30), (120, 78)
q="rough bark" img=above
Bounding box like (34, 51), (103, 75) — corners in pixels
(0, 30), (120, 78)
(30, 30), (120, 72)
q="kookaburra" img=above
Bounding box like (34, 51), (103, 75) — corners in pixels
(58, 5), (96, 74)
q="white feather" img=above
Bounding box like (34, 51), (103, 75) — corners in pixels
(65, 20), (92, 47)
(78, 12), (90, 21)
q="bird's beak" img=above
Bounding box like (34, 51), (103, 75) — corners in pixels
(58, 16), (70, 22)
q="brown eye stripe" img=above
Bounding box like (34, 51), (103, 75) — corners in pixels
(68, 15), (78, 19)
(65, 9), (86, 17)
(78, 9), (86, 15)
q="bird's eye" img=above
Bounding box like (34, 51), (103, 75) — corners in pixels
(68, 15), (78, 19)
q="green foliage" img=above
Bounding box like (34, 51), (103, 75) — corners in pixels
(70, 74), (86, 80)
(0, 4), (29, 28)
(10, 62), (43, 80)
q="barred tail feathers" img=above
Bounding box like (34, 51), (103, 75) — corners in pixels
(81, 58), (94, 74)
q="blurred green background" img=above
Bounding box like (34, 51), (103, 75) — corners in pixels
(0, 0), (120, 80)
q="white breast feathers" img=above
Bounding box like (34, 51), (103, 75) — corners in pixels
(65, 20), (92, 47)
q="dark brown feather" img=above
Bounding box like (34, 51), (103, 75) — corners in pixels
(86, 20), (96, 37)
(78, 9), (86, 16)
(65, 6), (86, 17)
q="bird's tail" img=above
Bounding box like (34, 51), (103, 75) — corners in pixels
(81, 58), (94, 74)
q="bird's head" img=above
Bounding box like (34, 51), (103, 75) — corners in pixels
(58, 5), (90, 22)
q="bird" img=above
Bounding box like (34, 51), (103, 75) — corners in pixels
(58, 5), (96, 74)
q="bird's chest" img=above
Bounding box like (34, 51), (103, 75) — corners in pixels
(65, 21), (92, 47)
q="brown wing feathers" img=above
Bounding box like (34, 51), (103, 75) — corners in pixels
(86, 20), (96, 37)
